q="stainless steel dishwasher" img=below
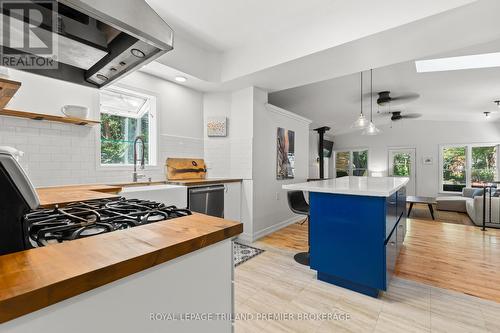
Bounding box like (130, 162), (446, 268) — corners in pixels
(188, 185), (225, 218)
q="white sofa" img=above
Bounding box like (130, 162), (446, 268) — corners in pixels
(436, 188), (476, 213)
(436, 187), (499, 225)
(466, 195), (500, 225)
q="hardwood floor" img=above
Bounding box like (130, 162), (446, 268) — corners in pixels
(258, 216), (500, 303)
(396, 218), (500, 302)
(259, 218), (308, 252)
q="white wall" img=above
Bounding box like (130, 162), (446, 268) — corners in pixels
(0, 69), (204, 187)
(203, 88), (311, 242)
(252, 101), (311, 240)
(121, 71), (204, 140)
(203, 88), (254, 240)
(333, 120), (500, 197)
(203, 92), (232, 178)
(202, 89), (253, 179)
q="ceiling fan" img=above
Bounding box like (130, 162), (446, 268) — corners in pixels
(376, 91), (420, 106)
(379, 111), (422, 121)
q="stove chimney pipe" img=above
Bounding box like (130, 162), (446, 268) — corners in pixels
(314, 126), (331, 179)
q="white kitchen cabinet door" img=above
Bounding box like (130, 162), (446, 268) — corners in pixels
(223, 182), (241, 222)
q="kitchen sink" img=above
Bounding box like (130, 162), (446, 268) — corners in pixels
(119, 184), (187, 208)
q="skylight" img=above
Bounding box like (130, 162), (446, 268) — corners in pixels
(415, 52), (500, 73)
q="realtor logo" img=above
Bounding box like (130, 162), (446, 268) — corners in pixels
(0, 0), (58, 69)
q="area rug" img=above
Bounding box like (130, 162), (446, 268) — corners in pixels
(409, 205), (474, 226)
(233, 242), (265, 266)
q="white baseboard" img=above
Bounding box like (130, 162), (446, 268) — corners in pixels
(236, 233), (253, 244)
(251, 215), (305, 242)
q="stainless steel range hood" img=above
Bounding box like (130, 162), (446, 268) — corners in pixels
(0, 0), (174, 88)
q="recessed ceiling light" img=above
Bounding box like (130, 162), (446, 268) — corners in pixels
(175, 76), (187, 83)
(415, 52), (500, 73)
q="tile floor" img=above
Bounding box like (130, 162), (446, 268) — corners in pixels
(234, 244), (500, 333)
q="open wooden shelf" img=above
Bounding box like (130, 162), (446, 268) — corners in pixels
(0, 78), (21, 109)
(0, 78), (98, 126)
(0, 109), (100, 126)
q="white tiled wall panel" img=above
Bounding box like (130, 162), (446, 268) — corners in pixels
(204, 140), (231, 177)
(204, 138), (252, 179)
(229, 138), (252, 179)
(0, 117), (203, 187)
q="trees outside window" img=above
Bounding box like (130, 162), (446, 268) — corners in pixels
(392, 153), (411, 177)
(442, 146), (466, 192)
(335, 150), (368, 177)
(99, 87), (157, 166)
(100, 113), (150, 165)
(352, 150), (368, 176)
(441, 144), (498, 192)
(335, 151), (350, 177)
(471, 146), (497, 185)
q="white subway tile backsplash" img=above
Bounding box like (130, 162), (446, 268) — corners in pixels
(15, 144), (38, 154)
(16, 126), (41, 135)
(51, 153), (68, 162)
(51, 123), (72, 131)
(0, 125), (16, 133)
(31, 153), (51, 162)
(0, 120), (204, 187)
(4, 135), (29, 144)
(3, 117), (28, 127)
(38, 145), (57, 154)
(28, 136), (50, 145)
(39, 128), (60, 136)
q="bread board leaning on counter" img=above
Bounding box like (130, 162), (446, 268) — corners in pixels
(166, 158), (207, 180)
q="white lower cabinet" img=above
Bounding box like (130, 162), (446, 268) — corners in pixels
(2, 240), (234, 333)
(224, 182), (241, 222)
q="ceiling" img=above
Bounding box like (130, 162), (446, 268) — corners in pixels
(146, 0), (338, 51)
(143, 0), (482, 89)
(268, 40), (500, 134)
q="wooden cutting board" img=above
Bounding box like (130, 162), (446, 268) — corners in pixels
(166, 158), (207, 180)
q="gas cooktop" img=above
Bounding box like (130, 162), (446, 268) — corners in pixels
(24, 198), (192, 247)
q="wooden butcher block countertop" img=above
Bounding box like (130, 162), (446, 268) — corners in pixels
(166, 178), (242, 186)
(0, 213), (242, 323)
(36, 184), (123, 208)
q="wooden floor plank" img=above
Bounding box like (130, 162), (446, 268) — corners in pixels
(395, 218), (500, 302)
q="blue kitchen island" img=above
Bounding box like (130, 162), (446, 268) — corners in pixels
(283, 176), (409, 297)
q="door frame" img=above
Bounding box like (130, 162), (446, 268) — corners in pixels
(387, 147), (417, 196)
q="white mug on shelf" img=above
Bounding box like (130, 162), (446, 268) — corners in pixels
(61, 105), (89, 119)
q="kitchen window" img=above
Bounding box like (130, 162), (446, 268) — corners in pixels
(440, 144), (498, 192)
(99, 87), (157, 166)
(334, 149), (368, 177)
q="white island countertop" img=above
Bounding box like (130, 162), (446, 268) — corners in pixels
(282, 176), (409, 197)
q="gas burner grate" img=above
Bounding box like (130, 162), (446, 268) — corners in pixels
(24, 197), (192, 247)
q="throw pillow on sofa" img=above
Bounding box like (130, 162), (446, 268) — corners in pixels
(472, 188), (484, 197)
